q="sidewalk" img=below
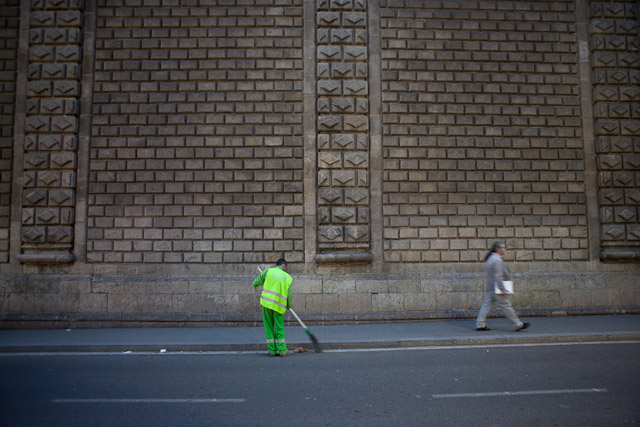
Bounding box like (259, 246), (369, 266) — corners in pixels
(0, 314), (639, 353)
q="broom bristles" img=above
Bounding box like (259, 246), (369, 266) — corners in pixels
(306, 329), (322, 353)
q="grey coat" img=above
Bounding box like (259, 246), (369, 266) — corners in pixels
(485, 253), (512, 292)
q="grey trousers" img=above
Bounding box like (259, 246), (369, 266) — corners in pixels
(476, 291), (523, 330)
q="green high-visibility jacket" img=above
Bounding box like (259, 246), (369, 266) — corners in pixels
(253, 266), (293, 315)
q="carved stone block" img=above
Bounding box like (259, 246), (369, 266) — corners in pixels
(602, 224), (625, 240)
(344, 152), (367, 168)
(36, 208), (59, 224)
(342, 12), (366, 27)
(344, 46), (366, 60)
(56, 11), (82, 26)
(50, 151), (76, 169)
(51, 116), (78, 133)
(56, 45), (81, 62)
(318, 115), (342, 132)
(332, 98), (354, 113)
(600, 206), (614, 224)
(332, 207), (356, 223)
(318, 80), (341, 95)
(596, 120), (619, 136)
(39, 171), (61, 187)
(48, 189), (74, 206)
(24, 172), (37, 188)
(38, 134), (63, 150)
(344, 225), (368, 242)
(317, 62), (330, 78)
(344, 115), (368, 132)
(331, 0), (353, 9)
(22, 208), (35, 225)
(614, 206), (637, 222)
(599, 171), (612, 187)
(345, 188), (367, 204)
(54, 80), (79, 97)
(318, 45), (341, 61)
(333, 133), (354, 149)
(343, 80), (367, 96)
(29, 46), (55, 61)
(331, 29), (353, 44)
(625, 189), (640, 204)
(332, 170), (355, 186)
(612, 171), (634, 186)
(600, 188), (624, 204)
(628, 225), (640, 240)
(599, 154), (622, 169)
(22, 226), (46, 243)
(28, 81), (53, 97)
(318, 225), (343, 242)
(47, 226), (73, 243)
(24, 152), (49, 169)
(332, 63), (353, 79)
(317, 12), (340, 27)
(318, 188), (343, 205)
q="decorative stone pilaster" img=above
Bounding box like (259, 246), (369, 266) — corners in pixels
(18, 0), (83, 264)
(315, 0), (372, 264)
(0, 1), (20, 264)
(589, 0), (640, 261)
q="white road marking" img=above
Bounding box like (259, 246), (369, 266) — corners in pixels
(432, 388), (608, 399)
(0, 340), (637, 357)
(52, 398), (245, 404)
(324, 340), (639, 353)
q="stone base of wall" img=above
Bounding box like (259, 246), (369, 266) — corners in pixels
(2, 263), (639, 329)
(2, 307), (639, 330)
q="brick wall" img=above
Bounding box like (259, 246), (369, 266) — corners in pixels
(0, 1), (19, 264)
(381, 0), (588, 263)
(0, 0), (639, 326)
(89, 1), (305, 264)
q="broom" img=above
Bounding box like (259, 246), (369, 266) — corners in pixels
(258, 266), (322, 353)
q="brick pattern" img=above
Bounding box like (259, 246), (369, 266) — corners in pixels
(589, 1), (640, 247)
(89, 1), (305, 264)
(316, 0), (371, 253)
(381, 0), (588, 263)
(21, 0), (82, 256)
(0, 1), (19, 263)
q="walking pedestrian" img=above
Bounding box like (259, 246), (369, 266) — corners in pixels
(253, 258), (293, 357)
(476, 241), (530, 332)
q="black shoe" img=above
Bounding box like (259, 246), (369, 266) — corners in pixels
(516, 322), (530, 332)
(476, 327), (490, 331)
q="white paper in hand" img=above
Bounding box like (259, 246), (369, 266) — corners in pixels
(494, 280), (513, 295)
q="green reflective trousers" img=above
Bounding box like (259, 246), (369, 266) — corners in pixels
(262, 306), (288, 355)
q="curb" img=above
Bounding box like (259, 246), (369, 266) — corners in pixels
(2, 332), (638, 354)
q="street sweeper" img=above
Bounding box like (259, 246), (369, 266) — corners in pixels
(253, 259), (293, 357)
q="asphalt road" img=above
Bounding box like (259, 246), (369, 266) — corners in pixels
(1, 343), (639, 427)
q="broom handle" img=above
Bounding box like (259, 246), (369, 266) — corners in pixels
(288, 308), (308, 330)
(258, 266), (306, 329)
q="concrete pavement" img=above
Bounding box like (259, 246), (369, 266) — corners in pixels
(0, 314), (639, 353)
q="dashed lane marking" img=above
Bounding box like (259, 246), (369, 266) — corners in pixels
(432, 388), (608, 399)
(52, 398), (245, 404)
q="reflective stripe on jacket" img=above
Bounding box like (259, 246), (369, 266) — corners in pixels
(253, 266), (293, 315)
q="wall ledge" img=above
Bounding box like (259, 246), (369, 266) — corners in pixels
(316, 252), (373, 264)
(600, 249), (640, 262)
(17, 253), (75, 264)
